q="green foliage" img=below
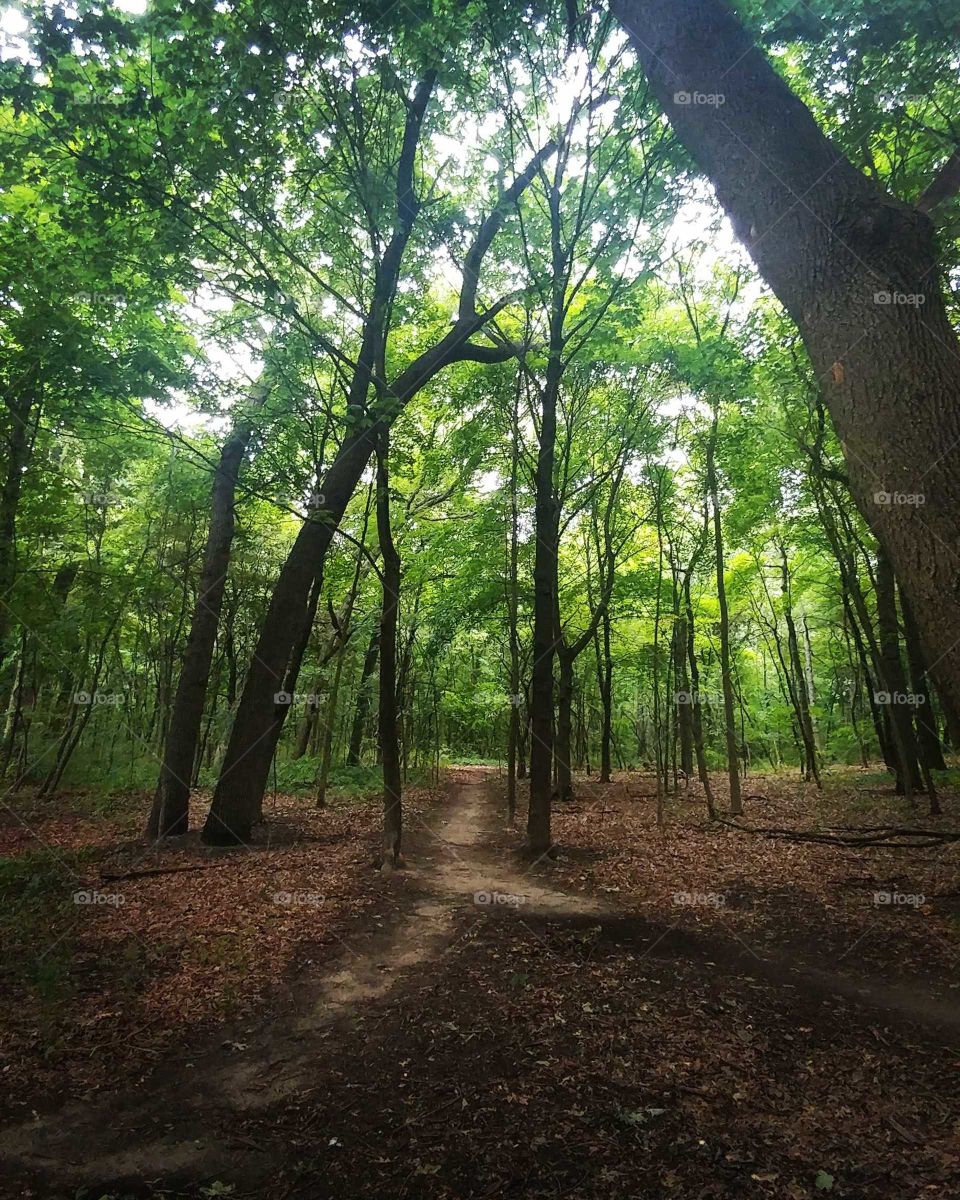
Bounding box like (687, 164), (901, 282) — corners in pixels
(1, 0), (951, 817)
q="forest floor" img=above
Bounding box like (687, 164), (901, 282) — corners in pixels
(0, 766), (958, 1199)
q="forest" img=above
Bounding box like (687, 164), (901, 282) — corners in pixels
(0, 0), (958, 1198)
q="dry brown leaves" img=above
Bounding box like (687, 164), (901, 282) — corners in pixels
(0, 784), (443, 1111)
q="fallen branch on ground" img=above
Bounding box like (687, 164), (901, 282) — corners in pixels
(100, 861), (236, 882)
(717, 819), (960, 848)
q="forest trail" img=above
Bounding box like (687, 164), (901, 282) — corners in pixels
(1, 773), (956, 1199)
(0, 773), (606, 1196)
(295, 774), (607, 1025)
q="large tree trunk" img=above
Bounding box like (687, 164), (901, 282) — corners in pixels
(200, 349), (484, 845)
(613, 0), (960, 714)
(376, 432), (402, 867)
(200, 437), (368, 844)
(527, 312), (563, 855)
(148, 382), (267, 839)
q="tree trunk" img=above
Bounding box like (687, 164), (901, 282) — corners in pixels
(673, 609), (693, 777)
(313, 530), (371, 805)
(901, 591), (946, 772)
(596, 610), (614, 784)
(346, 624), (379, 766)
(527, 318), (563, 856)
(684, 573), (715, 816)
(555, 650), (574, 804)
(315, 646), (346, 809)
(780, 543), (821, 787)
(706, 415), (741, 814)
(377, 432), (402, 867)
(148, 381), (268, 839)
(0, 628), (27, 777)
(505, 385), (522, 822)
(0, 389), (39, 673)
(613, 0), (960, 717)
(875, 545), (921, 799)
(201, 215), (532, 844)
(292, 691), (319, 760)
(802, 616), (819, 750)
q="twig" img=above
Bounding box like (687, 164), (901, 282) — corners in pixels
(100, 861), (235, 882)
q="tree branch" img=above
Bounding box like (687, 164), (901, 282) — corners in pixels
(917, 145), (960, 215)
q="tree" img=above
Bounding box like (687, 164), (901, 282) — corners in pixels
(201, 88), (548, 844)
(705, 406), (742, 814)
(612, 0), (960, 717)
(147, 377), (270, 838)
(509, 25), (673, 854)
(376, 429), (403, 867)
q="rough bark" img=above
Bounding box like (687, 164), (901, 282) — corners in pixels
(613, 0), (960, 716)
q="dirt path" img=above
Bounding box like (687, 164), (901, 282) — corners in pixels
(2, 774), (956, 1199)
(0, 774), (603, 1196)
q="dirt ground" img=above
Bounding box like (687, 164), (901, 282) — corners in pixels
(1, 767), (958, 1199)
